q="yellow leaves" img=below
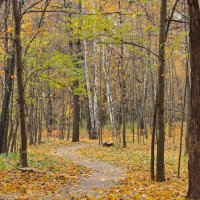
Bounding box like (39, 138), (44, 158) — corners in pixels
(10, 74), (16, 79)
(107, 193), (119, 200)
(0, 70), (4, 75)
(0, 140), (89, 199)
(21, 23), (32, 31)
(7, 27), (14, 34)
(78, 132), (187, 200)
(0, 135), (187, 199)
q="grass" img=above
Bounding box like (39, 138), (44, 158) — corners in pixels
(0, 140), (88, 198)
(77, 128), (188, 199)
(0, 126), (188, 199)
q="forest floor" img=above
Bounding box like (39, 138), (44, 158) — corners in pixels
(0, 128), (188, 199)
(56, 143), (123, 199)
(0, 141), (89, 199)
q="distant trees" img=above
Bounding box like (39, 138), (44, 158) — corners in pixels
(0, 0), (192, 175)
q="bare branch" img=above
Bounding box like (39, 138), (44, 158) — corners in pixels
(23, 0), (51, 59)
(165, 0), (181, 39)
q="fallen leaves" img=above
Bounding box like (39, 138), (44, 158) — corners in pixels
(0, 131), (188, 199)
(77, 132), (187, 200)
(0, 140), (88, 199)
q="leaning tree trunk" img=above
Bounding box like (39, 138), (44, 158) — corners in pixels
(12, 0), (28, 167)
(186, 1), (200, 199)
(156, 0), (166, 182)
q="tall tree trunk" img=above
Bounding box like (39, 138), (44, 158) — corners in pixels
(184, 1), (190, 155)
(83, 39), (94, 139)
(92, 0), (99, 139)
(168, 59), (174, 138)
(151, 103), (157, 180)
(177, 74), (187, 178)
(186, 1), (200, 199)
(0, 1), (15, 153)
(92, 40), (99, 139)
(0, 53), (15, 153)
(118, 0), (126, 148)
(156, 0), (166, 182)
(72, 0), (82, 142)
(102, 42), (118, 138)
(60, 87), (66, 140)
(12, 0), (28, 167)
(46, 86), (53, 135)
(72, 79), (80, 142)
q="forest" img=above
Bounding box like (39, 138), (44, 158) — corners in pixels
(0, 0), (199, 199)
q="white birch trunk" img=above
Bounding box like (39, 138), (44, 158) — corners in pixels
(92, 0), (99, 136)
(102, 43), (117, 132)
(83, 40), (95, 134)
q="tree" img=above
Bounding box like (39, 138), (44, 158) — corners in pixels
(156, 0), (167, 182)
(0, 1), (15, 153)
(72, 0), (83, 142)
(12, 0), (28, 167)
(186, 1), (200, 199)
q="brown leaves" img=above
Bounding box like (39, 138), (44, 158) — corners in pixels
(0, 141), (88, 199)
(78, 133), (187, 200)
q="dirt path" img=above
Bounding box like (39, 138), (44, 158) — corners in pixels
(56, 143), (123, 199)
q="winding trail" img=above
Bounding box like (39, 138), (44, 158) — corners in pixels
(56, 143), (123, 199)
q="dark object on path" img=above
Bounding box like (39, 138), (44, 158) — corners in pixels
(103, 142), (114, 147)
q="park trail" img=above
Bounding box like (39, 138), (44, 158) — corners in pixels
(56, 143), (124, 199)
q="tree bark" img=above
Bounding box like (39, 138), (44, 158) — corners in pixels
(72, 0), (82, 142)
(83, 39), (95, 139)
(92, 0), (99, 139)
(186, 1), (200, 199)
(12, 0), (28, 167)
(72, 79), (80, 142)
(0, 1), (15, 153)
(102, 43), (118, 137)
(156, 0), (166, 182)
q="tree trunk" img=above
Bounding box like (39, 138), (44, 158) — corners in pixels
(12, 0), (28, 167)
(83, 39), (95, 139)
(92, 1), (99, 139)
(156, 0), (166, 182)
(186, 1), (200, 199)
(184, 1), (190, 155)
(0, 51), (15, 153)
(151, 104), (157, 180)
(92, 40), (99, 139)
(72, 0), (82, 142)
(72, 79), (80, 142)
(102, 42), (118, 137)
(0, 1), (15, 153)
